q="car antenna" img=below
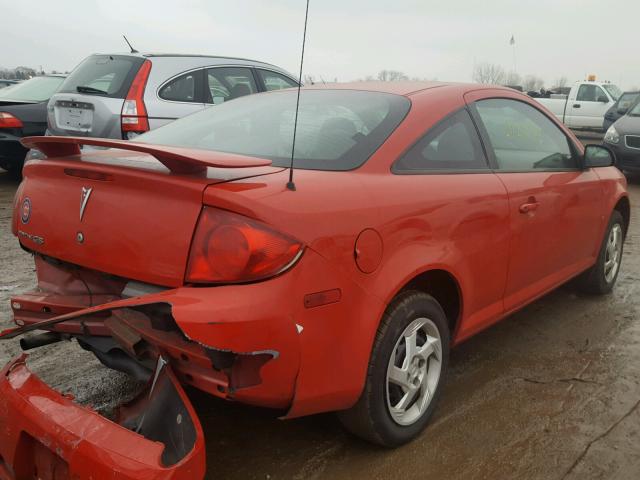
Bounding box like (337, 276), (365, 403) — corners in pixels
(286, 0), (310, 191)
(122, 35), (139, 54)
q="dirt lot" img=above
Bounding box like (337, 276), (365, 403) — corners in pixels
(1, 165), (639, 479)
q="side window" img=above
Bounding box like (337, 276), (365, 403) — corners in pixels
(394, 109), (487, 172)
(206, 67), (257, 104)
(257, 69), (298, 91)
(576, 84), (606, 102)
(475, 99), (578, 170)
(159, 72), (198, 102)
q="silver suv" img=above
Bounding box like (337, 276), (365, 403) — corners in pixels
(47, 53), (298, 140)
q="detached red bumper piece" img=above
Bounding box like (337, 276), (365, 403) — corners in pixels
(0, 354), (205, 480)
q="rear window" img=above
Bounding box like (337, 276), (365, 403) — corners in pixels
(138, 90), (410, 171)
(58, 54), (145, 98)
(0, 76), (65, 102)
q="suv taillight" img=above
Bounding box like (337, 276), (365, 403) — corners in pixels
(185, 207), (304, 284)
(121, 59), (151, 139)
(0, 112), (23, 129)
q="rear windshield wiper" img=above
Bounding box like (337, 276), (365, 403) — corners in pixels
(76, 85), (108, 95)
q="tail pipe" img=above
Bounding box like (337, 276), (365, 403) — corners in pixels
(20, 332), (65, 351)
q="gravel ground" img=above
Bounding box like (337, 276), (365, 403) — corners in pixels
(1, 162), (639, 479)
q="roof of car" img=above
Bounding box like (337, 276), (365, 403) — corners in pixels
(88, 51), (288, 71)
(117, 52), (282, 67)
(303, 81), (514, 97)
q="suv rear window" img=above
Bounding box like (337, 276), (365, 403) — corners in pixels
(58, 54), (145, 98)
(138, 90), (410, 171)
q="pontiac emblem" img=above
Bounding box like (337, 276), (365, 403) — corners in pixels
(21, 198), (31, 224)
(80, 187), (92, 221)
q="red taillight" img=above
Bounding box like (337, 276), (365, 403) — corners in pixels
(121, 59), (151, 138)
(186, 207), (303, 284)
(0, 112), (23, 129)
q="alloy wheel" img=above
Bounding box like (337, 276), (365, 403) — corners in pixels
(604, 224), (623, 283)
(386, 317), (442, 426)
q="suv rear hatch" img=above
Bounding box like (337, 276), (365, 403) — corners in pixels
(48, 54), (146, 139)
(15, 136), (281, 287)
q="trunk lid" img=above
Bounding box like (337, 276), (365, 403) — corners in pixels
(47, 54), (145, 138)
(15, 141), (282, 287)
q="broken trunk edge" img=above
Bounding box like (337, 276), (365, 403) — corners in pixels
(0, 354), (206, 480)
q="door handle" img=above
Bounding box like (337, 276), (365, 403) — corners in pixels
(519, 201), (540, 214)
(573, 104), (581, 108)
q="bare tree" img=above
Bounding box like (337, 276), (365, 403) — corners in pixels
(504, 71), (521, 87)
(522, 74), (545, 92)
(552, 76), (568, 90)
(303, 74), (316, 85)
(472, 63), (505, 85)
(377, 70), (409, 82)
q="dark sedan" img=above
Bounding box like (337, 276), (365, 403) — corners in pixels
(0, 75), (65, 177)
(604, 101), (640, 173)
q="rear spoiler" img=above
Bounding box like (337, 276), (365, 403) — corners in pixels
(21, 136), (272, 175)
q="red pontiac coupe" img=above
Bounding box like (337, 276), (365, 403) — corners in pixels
(0, 82), (629, 478)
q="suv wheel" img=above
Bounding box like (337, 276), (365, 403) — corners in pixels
(338, 291), (450, 446)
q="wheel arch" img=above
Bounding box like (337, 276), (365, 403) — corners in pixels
(614, 195), (630, 238)
(392, 268), (463, 340)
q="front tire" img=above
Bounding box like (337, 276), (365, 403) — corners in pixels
(338, 291), (450, 447)
(578, 210), (625, 294)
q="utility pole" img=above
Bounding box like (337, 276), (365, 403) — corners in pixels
(510, 35), (517, 74)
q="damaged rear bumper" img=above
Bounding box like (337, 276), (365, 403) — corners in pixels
(0, 354), (205, 480)
(5, 273), (302, 410)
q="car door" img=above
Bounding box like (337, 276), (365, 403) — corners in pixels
(204, 66), (258, 105)
(151, 69), (206, 129)
(566, 84), (612, 129)
(470, 97), (604, 312)
(391, 108), (511, 338)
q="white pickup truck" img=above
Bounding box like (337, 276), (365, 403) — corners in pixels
(533, 80), (622, 131)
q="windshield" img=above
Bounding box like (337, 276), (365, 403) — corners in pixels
(58, 54), (144, 98)
(629, 100), (640, 116)
(618, 92), (639, 111)
(138, 90), (411, 171)
(603, 84), (622, 101)
(0, 76), (64, 102)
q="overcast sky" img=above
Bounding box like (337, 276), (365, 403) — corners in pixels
(3, 0), (640, 89)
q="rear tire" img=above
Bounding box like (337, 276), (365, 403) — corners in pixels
(577, 211), (625, 294)
(338, 291), (450, 447)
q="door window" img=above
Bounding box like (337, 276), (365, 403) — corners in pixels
(475, 99), (578, 170)
(206, 67), (257, 104)
(159, 72), (198, 102)
(394, 109), (488, 171)
(257, 69), (298, 91)
(576, 84), (607, 102)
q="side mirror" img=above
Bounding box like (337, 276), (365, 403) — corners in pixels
(598, 96), (609, 103)
(584, 144), (615, 168)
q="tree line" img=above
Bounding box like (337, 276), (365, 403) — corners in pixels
(472, 62), (568, 92)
